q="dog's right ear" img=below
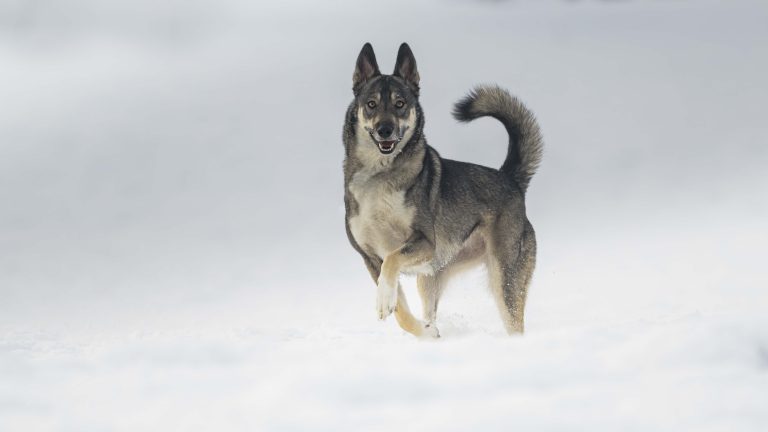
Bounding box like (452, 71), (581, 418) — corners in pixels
(353, 43), (380, 95)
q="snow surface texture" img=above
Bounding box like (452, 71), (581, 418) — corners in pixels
(1, 0), (767, 430)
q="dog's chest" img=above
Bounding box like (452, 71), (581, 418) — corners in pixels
(347, 172), (415, 259)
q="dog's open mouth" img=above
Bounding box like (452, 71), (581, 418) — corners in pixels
(377, 140), (396, 154)
(365, 127), (405, 155)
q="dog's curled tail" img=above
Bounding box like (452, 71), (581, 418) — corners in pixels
(452, 85), (543, 194)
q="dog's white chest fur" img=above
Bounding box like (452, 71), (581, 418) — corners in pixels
(348, 170), (415, 260)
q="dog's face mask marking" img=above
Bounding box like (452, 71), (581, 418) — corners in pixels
(356, 80), (417, 155)
(352, 43), (420, 157)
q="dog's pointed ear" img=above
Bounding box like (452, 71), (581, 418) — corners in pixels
(353, 43), (380, 95)
(393, 42), (420, 93)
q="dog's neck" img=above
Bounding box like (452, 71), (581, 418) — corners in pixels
(348, 130), (425, 188)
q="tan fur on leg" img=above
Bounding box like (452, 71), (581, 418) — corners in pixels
(394, 285), (425, 336)
(378, 234), (439, 337)
(485, 221), (535, 335)
(376, 234), (433, 321)
(417, 274), (442, 325)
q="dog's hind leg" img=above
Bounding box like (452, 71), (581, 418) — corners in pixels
(486, 220), (536, 335)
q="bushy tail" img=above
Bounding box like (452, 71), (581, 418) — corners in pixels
(452, 85), (543, 194)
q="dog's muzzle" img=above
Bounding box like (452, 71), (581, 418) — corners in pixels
(365, 126), (409, 155)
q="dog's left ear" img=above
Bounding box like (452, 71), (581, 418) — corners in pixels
(393, 43), (420, 93)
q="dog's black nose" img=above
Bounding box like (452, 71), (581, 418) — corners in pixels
(377, 124), (394, 138)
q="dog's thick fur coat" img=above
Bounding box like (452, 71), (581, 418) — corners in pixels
(343, 43), (543, 337)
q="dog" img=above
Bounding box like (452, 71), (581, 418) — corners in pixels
(343, 43), (542, 337)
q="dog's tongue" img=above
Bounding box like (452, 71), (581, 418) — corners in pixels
(380, 141), (395, 150)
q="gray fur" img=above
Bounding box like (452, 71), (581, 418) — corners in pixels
(343, 43), (542, 336)
(453, 85), (543, 194)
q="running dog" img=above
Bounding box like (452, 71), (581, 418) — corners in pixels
(343, 43), (543, 337)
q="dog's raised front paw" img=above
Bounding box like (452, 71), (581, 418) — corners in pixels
(375, 278), (398, 320)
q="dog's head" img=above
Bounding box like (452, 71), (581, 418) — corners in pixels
(352, 43), (421, 156)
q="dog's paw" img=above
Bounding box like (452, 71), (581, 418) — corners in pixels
(375, 278), (398, 321)
(419, 322), (441, 339)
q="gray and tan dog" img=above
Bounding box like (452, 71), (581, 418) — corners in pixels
(343, 43), (543, 337)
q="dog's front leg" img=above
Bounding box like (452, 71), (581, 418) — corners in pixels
(376, 232), (433, 321)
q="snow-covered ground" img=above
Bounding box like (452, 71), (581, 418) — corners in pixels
(1, 0), (767, 430)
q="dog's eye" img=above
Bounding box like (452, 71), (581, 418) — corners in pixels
(367, 101), (377, 109)
(395, 100), (405, 108)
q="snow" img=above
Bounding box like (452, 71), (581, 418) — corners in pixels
(1, 0), (767, 430)
(3, 311), (767, 431)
